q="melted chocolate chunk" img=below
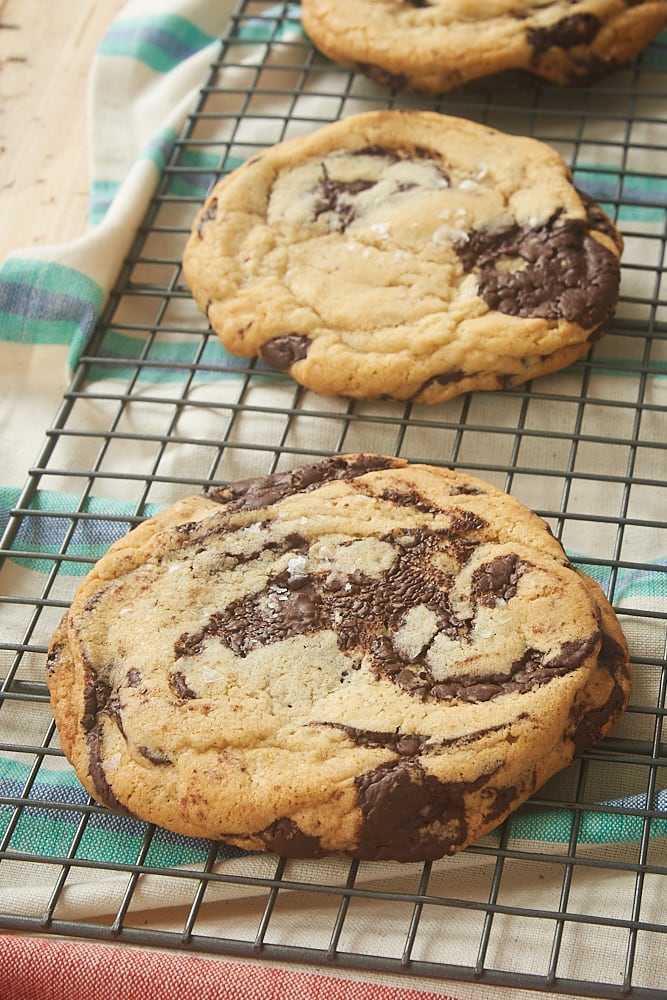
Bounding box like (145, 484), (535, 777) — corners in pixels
(570, 681), (627, 756)
(207, 455), (398, 512)
(332, 532), (468, 654)
(355, 759), (493, 861)
(578, 190), (621, 245)
(314, 165), (377, 231)
(472, 554), (524, 606)
(482, 783), (520, 825)
(82, 677), (112, 734)
(450, 509), (488, 535)
(176, 578), (325, 659)
(508, 635), (599, 692)
(257, 817), (325, 858)
(598, 625), (631, 679)
(87, 732), (130, 814)
(197, 197), (218, 236)
(324, 721), (429, 755)
(138, 746), (172, 766)
(377, 488), (444, 515)
(83, 591), (103, 614)
(550, 637), (599, 671)
(374, 631), (600, 705)
(45, 638), (65, 675)
(415, 369), (517, 399)
(169, 669), (198, 700)
(449, 483), (485, 497)
(460, 682), (506, 703)
(528, 14), (600, 58)
(454, 210), (620, 329)
(260, 333), (310, 371)
(81, 676), (130, 814)
(430, 369), (467, 386)
(310, 146), (448, 233)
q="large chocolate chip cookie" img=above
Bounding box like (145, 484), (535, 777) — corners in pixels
(47, 455), (631, 861)
(301, 0), (667, 93)
(183, 110), (623, 404)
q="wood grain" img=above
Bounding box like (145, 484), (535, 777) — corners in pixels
(0, 0), (126, 261)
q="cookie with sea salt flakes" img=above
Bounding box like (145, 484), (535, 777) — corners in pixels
(182, 110), (623, 404)
(47, 454), (631, 861)
(301, 0), (667, 93)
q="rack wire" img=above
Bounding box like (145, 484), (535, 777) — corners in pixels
(1, 2), (666, 996)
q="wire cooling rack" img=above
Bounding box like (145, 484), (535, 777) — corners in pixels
(1, 3), (666, 997)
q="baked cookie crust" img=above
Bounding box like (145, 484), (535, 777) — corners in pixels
(183, 110), (623, 404)
(47, 455), (631, 861)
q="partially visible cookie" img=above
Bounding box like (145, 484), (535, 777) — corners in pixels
(47, 454), (631, 861)
(183, 110), (623, 404)
(301, 0), (667, 93)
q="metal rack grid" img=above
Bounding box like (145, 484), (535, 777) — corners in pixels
(1, 2), (666, 996)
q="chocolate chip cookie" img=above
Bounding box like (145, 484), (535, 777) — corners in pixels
(183, 110), (623, 404)
(47, 454), (631, 861)
(301, 0), (667, 93)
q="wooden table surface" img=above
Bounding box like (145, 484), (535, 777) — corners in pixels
(1, 0), (126, 262)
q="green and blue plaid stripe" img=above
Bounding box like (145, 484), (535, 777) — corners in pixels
(97, 14), (217, 73)
(2, 757), (665, 863)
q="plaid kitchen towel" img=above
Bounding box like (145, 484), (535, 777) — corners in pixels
(0, 0), (233, 372)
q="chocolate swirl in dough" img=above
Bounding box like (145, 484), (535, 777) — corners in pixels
(47, 455), (631, 861)
(183, 111), (623, 404)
